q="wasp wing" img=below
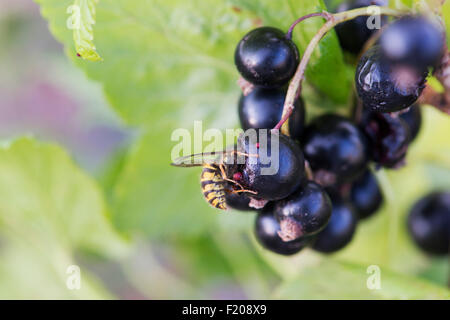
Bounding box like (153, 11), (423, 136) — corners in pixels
(171, 151), (228, 167)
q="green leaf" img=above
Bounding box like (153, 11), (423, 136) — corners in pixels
(66, 0), (102, 61)
(0, 138), (128, 298)
(273, 259), (450, 299)
(122, 232), (277, 299)
(36, 0), (350, 238)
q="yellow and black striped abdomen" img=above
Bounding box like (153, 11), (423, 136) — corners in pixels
(201, 164), (226, 210)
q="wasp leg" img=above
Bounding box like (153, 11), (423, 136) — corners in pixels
(219, 164), (251, 192)
(232, 189), (257, 195)
(230, 150), (259, 158)
(219, 164), (257, 195)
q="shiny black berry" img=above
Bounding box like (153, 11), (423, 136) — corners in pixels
(334, 0), (388, 54)
(239, 130), (305, 201)
(225, 191), (254, 211)
(255, 209), (312, 255)
(274, 181), (332, 241)
(350, 169), (383, 219)
(356, 45), (427, 113)
(360, 110), (411, 168)
(238, 87), (306, 140)
(312, 195), (358, 253)
(380, 16), (444, 69)
(235, 27), (300, 87)
(408, 192), (450, 255)
(302, 114), (369, 186)
(399, 104), (422, 142)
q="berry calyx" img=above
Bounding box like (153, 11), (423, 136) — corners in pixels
(274, 181), (332, 241)
(407, 192), (450, 255)
(380, 16), (445, 70)
(355, 45), (428, 113)
(334, 0), (388, 54)
(238, 87), (306, 140)
(235, 27), (300, 87)
(301, 114), (369, 186)
(350, 169), (383, 219)
(312, 194), (359, 253)
(255, 209), (312, 255)
(239, 130), (305, 201)
(360, 110), (411, 168)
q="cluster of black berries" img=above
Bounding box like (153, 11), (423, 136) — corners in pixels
(219, 4), (449, 256)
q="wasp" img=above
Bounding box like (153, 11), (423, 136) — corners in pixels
(171, 149), (257, 210)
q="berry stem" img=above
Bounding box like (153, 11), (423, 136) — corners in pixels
(279, 6), (405, 135)
(286, 12), (333, 40)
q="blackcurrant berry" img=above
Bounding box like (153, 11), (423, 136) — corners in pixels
(238, 87), (306, 140)
(255, 209), (312, 255)
(225, 191), (254, 211)
(274, 181), (332, 241)
(360, 110), (411, 168)
(235, 27), (300, 87)
(350, 169), (383, 219)
(312, 194), (358, 253)
(408, 192), (450, 256)
(355, 45), (428, 113)
(334, 0), (388, 54)
(380, 16), (445, 69)
(301, 114), (369, 186)
(399, 104), (422, 142)
(239, 130), (305, 201)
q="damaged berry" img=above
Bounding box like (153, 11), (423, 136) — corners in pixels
(274, 181), (332, 241)
(255, 209), (312, 255)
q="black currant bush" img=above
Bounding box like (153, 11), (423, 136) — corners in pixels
(21, 0), (450, 300)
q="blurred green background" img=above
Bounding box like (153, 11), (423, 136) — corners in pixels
(0, 0), (448, 299)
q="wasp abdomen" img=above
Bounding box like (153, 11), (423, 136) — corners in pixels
(201, 164), (227, 210)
